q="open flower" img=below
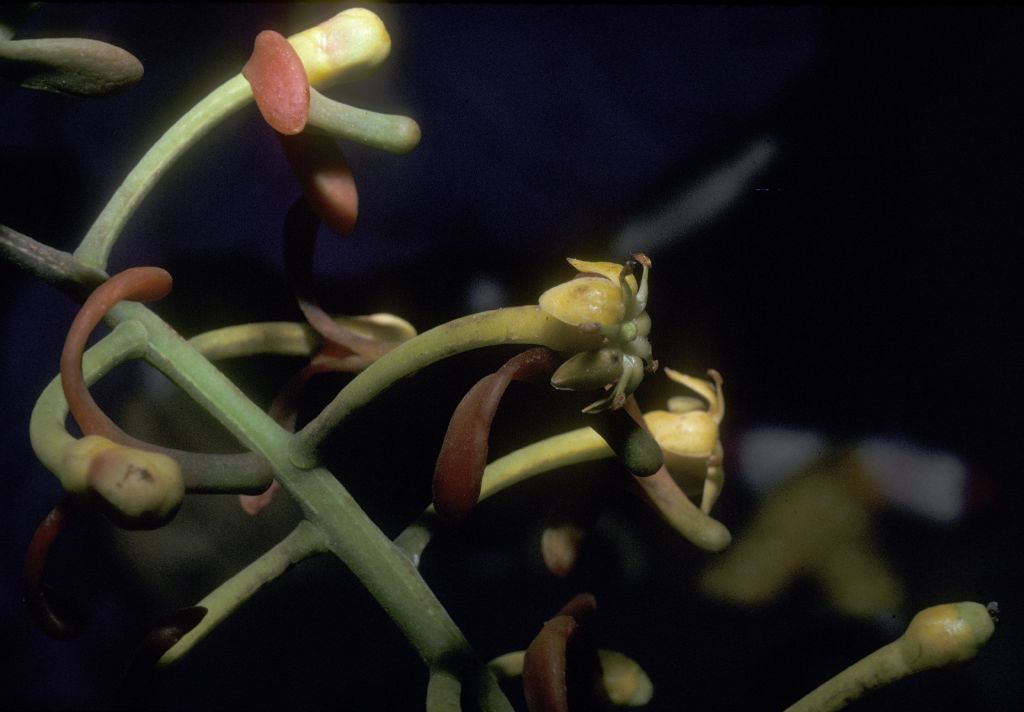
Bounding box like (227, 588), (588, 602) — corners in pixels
(541, 255), (655, 413)
(644, 368), (725, 513)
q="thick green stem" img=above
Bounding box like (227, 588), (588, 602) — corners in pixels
(290, 306), (602, 469)
(73, 74), (252, 271)
(98, 299), (511, 711)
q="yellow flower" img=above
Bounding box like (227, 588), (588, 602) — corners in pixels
(644, 368), (725, 513)
(538, 258), (638, 327)
(540, 255), (654, 413)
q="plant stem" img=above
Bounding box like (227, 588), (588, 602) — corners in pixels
(72, 74), (252, 271)
(29, 320), (148, 488)
(290, 306), (602, 469)
(1, 223), (106, 299)
(158, 520), (328, 667)
(100, 299), (512, 711)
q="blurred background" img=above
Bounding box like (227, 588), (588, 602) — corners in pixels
(1, 4), (1021, 710)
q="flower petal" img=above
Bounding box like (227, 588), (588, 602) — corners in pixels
(539, 277), (625, 327)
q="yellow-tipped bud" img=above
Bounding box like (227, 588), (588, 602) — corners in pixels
(62, 435), (184, 529)
(899, 601), (996, 671)
(288, 8), (391, 88)
(598, 649), (654, 707)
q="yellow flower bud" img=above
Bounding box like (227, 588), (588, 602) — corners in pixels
(63, 435), (184, 529)
(539, 276), (626, 327)
(288, 8), (391, 89)
(538, 257), (639, 328)
(644, 368), (725, 510)
(597, 649), (654, 707)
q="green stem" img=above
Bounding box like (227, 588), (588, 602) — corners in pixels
(100, 299), (512, 711)
(395, 427), (609, 565)
(307, 87), (421, 154)
(290, 306), (602, 469)
(426, 666), (464, 712)
(30, 320), (149, 488)
(1, 223), (106, 300)
(73, 74), (252, 271)
(158, 520), (328, 666)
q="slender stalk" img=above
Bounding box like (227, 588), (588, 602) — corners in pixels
(30, 321), (148, 489)
(158, 520), (328, 666)
(307, 87), (420, 154)
(1, 223), (106, 299)
(290, 306), (602, 469)
(72, 74), (252, 271)
(785, 602), (995, 712)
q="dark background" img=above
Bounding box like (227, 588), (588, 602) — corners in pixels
(1, 4), (1021, 710)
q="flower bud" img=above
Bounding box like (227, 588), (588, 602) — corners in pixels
(288, 8), (391, 88)
(549, 348), (623, 391)
(65, 435), (184, 529)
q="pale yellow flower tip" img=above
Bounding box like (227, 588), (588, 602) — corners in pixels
(288, 8), (391, 88)
(901, 601), (996, 671)
(598, 649), (654, 707)
(566, 258), (638, 294)
(62, 435), (184, 527)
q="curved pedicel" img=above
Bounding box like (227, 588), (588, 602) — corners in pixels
(290, 306), (604, 469)
(73, 8), (400, 272)
(23, 498), (89, 639)
(432, 347), (561, 522)
(59, 267), (273, 493)
(785, 601), (997, 712)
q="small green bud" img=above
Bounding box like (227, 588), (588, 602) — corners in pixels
(550, 348), (623, 391)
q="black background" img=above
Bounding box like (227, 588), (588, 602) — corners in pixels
(1, 4), (1021, 710)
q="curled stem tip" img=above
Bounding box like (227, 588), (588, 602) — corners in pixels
(61, 267), (172, 440)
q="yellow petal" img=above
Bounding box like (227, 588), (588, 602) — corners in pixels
(644, 410), (719, 458)
(538, 277), (625, 326)
(567, 258), (638, 293)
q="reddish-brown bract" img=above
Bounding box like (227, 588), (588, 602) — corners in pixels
(432, 348), (561, 522)
(279, 134), (359, 238)
(242, 30), (310, 135)
(24, 498), (88, 639)
(60, 266), (172, 441)
(522, 593), (608, 712)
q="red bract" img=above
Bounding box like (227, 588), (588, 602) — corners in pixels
(433, 347), (561, 522)
(24, 498), (89, 639)
(60, 266), (172, 441)
(281, 200), (380, 359)
(242, 30), (310, 135)
(280, 133), (359, 238)
(522, 593), (608, 712)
